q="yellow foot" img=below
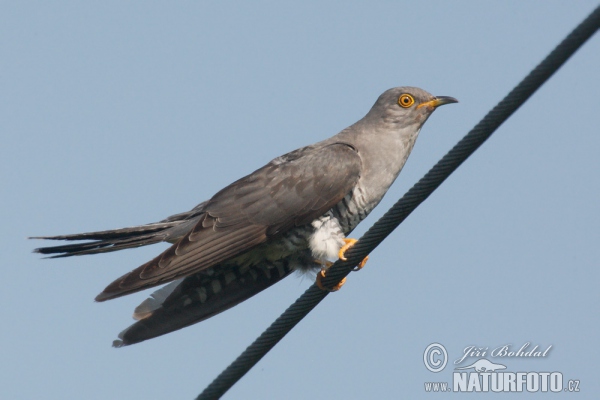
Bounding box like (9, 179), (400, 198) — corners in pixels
(315, 269), (346, 292)
(338, 238), (369, 270)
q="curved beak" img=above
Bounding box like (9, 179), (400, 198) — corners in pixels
(417, 96), (459, 109)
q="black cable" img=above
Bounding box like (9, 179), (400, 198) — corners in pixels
(197, 6), (600, 399)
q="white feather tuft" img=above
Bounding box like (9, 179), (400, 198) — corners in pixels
(309, 214), (345, 262)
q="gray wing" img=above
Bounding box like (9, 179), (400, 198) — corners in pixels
(96, 142), (362, 301)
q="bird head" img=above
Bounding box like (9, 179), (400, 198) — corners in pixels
(366, 86), (458, 129)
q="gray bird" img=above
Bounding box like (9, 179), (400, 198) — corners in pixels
(32, 87), (457, 347)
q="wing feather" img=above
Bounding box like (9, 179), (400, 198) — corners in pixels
(96, 143), (361, 301)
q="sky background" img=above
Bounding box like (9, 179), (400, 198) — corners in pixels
(2, 2), (599, 399)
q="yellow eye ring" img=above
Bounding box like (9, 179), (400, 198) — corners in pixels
(398, 94), (415, 108)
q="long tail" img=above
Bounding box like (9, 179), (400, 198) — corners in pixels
(31, 203), (206, 258)
(113, 256), (308, 347)
(31, 222), (181, 257)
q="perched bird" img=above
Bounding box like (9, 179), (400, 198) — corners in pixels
(32, 87), (457, 347)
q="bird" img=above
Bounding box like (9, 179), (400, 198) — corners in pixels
(32, 87), (457, 347)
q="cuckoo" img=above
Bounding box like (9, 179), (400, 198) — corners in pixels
(32, 87), (457, 346)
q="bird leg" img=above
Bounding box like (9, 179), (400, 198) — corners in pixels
(315, 269), (346, 292)
(313, 260), (344, 291)
(314, 238), (368, 291)
(338, 238), (369, 270)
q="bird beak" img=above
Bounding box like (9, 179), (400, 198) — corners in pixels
(417, 96), (459, 109)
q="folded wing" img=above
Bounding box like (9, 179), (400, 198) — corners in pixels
(96, 143), (362, 301)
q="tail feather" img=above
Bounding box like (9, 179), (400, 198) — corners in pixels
(30, 203), (207, 258)
(31, 223), (176, 257)
(30, 222), (180, 242)
(113, 257), (306, 347)
(33, 231), (170, 258)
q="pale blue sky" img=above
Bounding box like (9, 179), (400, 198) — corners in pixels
(2, 2), (599, 399)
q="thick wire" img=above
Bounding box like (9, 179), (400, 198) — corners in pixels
(197, 6), (600, 400)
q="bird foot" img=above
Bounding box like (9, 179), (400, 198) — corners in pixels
(314, 238), (368, 291)
(315, 269), (346, 292)
(339, 238), (369, 270)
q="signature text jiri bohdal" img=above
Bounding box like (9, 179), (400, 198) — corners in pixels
(454, 342), (552, 365)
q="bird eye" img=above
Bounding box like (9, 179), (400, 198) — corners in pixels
(398, 94), (415, 108)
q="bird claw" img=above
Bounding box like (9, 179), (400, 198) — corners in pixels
(338, 238), (369, 270)
(314, 238), (368, 291)
(315, 269), (346, 292)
